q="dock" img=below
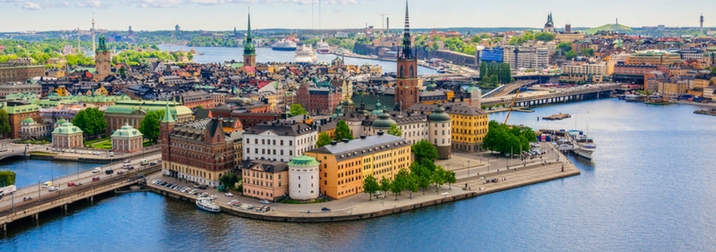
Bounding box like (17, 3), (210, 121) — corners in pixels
(542, 113), (571, 120)
(694, 109), (716, 116)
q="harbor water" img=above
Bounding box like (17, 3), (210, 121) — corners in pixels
(1, 48), (715, 251)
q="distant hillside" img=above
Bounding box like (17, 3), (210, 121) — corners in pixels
(584, 24), (633, 34)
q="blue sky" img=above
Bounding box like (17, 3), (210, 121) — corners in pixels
(0, 0), (714, 32)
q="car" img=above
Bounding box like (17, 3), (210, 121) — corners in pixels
(198, 185), (207, 189)
(149, 162), (157, 166)
(199, 192), (209, 197)
(225, 192), (234, 197)
(321, 207), (331, 212)
(124, 159), (130, 164)
(208, 195), (217, 200)
(117, 171), (125, 175)
(160, 182), (168, 186)
(67, 182), (76, 187)
(373, 191), (383, 197)
(189, 189), (198, 194)
(92, 168), (101, 173)
(48, 186), (58, 192)
(259, 200), (270, 204)
(75, 182), (83, 186)
(193, 184), (201, 188)
(92, 176), (100, 181)
(105, 169), (114, 175)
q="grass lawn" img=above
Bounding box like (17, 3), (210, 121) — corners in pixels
(29, 151), (58, 157)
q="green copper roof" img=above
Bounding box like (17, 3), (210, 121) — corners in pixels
(287, 155), (320, 167)
(2, 103), (40, 114)
(22, 116), (35, 124)
(52, 122), (83, 135)
(112, 123), (143, 138)
(161, 99), (176, 123)
(243, 9), (256, 56)
(372, 112), (397, 130)
(428, 103), (451, 122)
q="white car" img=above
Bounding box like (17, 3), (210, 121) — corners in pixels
(260, 200), (270, 204)
(92, 168), (101, 173)
(224, 192), (234, 197)
(48, 186), (58, 192)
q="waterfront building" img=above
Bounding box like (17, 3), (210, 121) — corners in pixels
(94, 34), (112, 81)
(480, 47), (504, 64)
(1, 101), (41, 139)
(0, 82), (42, 98)
(0, 59), (45, 84)
(104, 99), (192, 135)
(408, 102), (488, 152)
(287, 155), (320, 200)
(305, 133), (412, 200)
(19, 116), (52, 140)
(502, 46), (550, 70)
(242, 120), (317, 162)
(51, 119), (83, 149)
(111, 123), (143, 154)
(160, 110), (242, 187)
(241, 159), (288, 201)
(395, 2), (419, 111)
(428, 103), (452, 159)
(243, 10), (256, 67)
(613, 63), (660, 84)
(560, 60), (608, 83)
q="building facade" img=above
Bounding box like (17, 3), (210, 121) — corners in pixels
(241, 160), (288, 201)
(51, 119), (83, 149)
(111, 123), (143, 153)
(94, 34), (112, 81)
(242, 120), (317, 162)
(287, 155), (321, 200)
(104, 100), (192, 135)
(0, 60), (45, 84)
(19, 116), (52, 140)
(2, 102), (41, 139)
(0, 82), (42, 98)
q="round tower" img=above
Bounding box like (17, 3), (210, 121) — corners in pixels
(371, 112), (397, 133)
(428, 103), (451, 159)
(288, 155), (320, 200)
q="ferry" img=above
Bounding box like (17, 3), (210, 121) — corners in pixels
(568, 130), (596, 160)
(271, 39), (298, 51)
(196, 198), (221, 213)
(316, 40), (331, 54)
(295, 44), (317, 64)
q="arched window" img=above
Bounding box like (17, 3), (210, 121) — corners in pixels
(409, 66), (414, 78)
(400, 66), (404, 78)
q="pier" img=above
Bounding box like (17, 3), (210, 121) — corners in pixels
(542, 113), (571, 120)
(482, 83), (620, 107)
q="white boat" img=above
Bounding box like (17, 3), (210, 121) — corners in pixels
(196, 198), (221, 213)
(271, 39), (298, 51)
(568, 130), (596, 160)
(437, 67), (446, 74)
(316, 40), (331, 54)
(295, 44), (317, 64)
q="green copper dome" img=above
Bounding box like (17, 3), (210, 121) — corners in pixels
(428, 103), (451, 122)
(372, 112), (397, 130)
(22, 116), (35, 124)
(288, 155), (320, 167)
(371, 101), (385, 116)
(465, 81), (480, 92)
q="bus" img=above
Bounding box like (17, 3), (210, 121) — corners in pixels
(140, 159), (149, 166)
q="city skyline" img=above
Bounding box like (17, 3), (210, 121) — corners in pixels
(0, 0), (715, 32)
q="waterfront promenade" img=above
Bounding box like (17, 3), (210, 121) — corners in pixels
(147, 142), (578, 222)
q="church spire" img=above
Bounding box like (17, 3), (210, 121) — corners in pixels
(162, 99), (175, 123)
(400, 0), (413, 59)
(243, 7), (255, 56)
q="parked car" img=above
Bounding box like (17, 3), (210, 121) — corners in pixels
(48, 186), (58, 192)
(149, 162), (157, 166)
(67, 182), (76, 187)
(105, 169), (114, 175)
(124, 159), (130, 164)
(321, 207), (331, 212)
(92, 168), (101, 173)
(225, 192), (234, 197)
(117, 171), (125, 175)
(92, 176), (100, 181)
(260, 199), (270, 204)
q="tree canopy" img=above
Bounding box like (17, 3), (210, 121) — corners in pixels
(288, 104), (308, 116)
(139, 110), (164, 143)
(72, 108), (107, 139)
(480, 62), (512, 85)
(0, 109), (11, 138)
(0, 170), (16, 186)
(220, 173), (239, 189)
(482, 120), (536, 155)
(333, 120), (353, 141)
(316, 132), (332, 147)
(534, 32), (556, 42)
(412, 139), (438, 165)
(363, 175), (380, 200)
(387, 124), (402, 137)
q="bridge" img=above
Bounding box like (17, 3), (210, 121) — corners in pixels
(0, 154), (161, 231)
(482, 83), (621, 107)
(0, 144), (45, 161)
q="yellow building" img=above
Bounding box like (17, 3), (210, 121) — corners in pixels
(555, 33), (585, 43)
(446, 104), (489, 152)
(305, 133), (412, 200)
(627, 50), (681, 66)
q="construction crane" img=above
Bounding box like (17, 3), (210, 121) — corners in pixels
(503, 87), (522, 124)
(378, 11), (390, 31)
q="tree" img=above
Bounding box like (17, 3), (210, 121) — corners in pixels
(316, 132), (332, 147)
(333, 120), (353, 141)
(379, 176), (391, 197)
(410, 162), (432, 194)
(194, 105), (203, 110)
(387, 124), (402, 137)
(0, 170), (16, 186)
(431, 165), (447, 193)
(412, 139), (438, 165)
(445, 170), (457, 190)
(710, 66), (716, 75)
(0, 109), (10, 138)
(535, 32), (555, 42)
(565, 51), (578, 60)
(220, 173), (238, 189)
(139, 110), (163, 143)
(288, 104), (308, 116)
(118, 66), (126, 77)
(362, 175), (380, 201)
(557, 42), (572, 52)
(72, 108), (107, 139)
(406, 173), (419, 199)
(392, 169), (410, 200)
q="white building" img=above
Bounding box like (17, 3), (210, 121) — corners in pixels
(287, 155), (320, 200)
(243, 120), (317, 162)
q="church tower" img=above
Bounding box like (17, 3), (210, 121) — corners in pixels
(94, 34), (112, 81)
(243, 9), (256, 67)
(395, 1), (419, 111)
(543, 13), (555, 33)
(160, 99), (176, 174)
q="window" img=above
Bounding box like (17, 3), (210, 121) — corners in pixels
(289, 140), (293, 146)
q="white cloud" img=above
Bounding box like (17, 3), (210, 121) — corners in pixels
(21, 1), (41, 9)
(136, 0), (184, 8)
(77, 0), (103, 7)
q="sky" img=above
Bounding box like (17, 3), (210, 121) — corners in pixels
(0, 0), (714, 32)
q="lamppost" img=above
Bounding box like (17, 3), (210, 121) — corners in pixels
(467, 160), (471, 177)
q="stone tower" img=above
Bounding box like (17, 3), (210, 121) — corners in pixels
(428, 103), (452, 159)
(395, 1), (419, 111)
(243, 9), (256, 67)
(94, 34), (112, 81)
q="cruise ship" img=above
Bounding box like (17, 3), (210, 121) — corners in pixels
(271, 39), (298, 51)
(316, 40), (331, 54)
(295, 44), (317, 64)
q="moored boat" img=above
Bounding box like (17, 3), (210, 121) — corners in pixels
(271, 39), (298, 51)
(295, 44), (317, 64)
(196, 198), (221, 213)
(316, 40), (330, 54)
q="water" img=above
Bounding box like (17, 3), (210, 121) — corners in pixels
(159, 46), (438, 75)
(3, 100), (716, 251)
(0, 159), (101, 188)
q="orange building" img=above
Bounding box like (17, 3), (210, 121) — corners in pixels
(241, 160), (289, 201)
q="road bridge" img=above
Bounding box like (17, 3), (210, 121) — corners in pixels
(482, 84), (620, 107)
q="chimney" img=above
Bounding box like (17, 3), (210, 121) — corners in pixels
(342, 138), (350, 143)
(330, 140), (337, 146)
(360, 134), (366, 139)
(377, 131), (384, 136)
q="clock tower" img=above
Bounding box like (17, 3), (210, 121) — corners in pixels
(395, 1), (419, 111)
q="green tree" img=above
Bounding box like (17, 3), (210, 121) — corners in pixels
(711, 67), (716, 75)
(118, 66), (126, 77)
(406, 172), (419, 198)
(72, 108), (107, 139)
(565, 50), (578, 59)
(445, 170), (457, 189)
(195, 105), (203, 110)
(387, 124), (402, 137)
(392, 169), (410, 200)
(0, 109), (11, 138)
(139, 110), (163, 143)
(557, 42), (572, 51)
(535, 32), (556, 41)
(362, 175), (380, 201)
(411, 139), (438, 165)
(409, 162), (432, 194)
(219, 173), (238, 189)
(316, 132), (332, 147)
(379, 176), (391, 197)
(333, 120), (353, 141)
(288, 104), (308, 116)
(151, 44), (160, 50)
(0, 170), (16, 186)
(431, 165), (447, 193)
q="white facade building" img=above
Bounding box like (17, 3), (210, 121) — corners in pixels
(243, 121), (317, 162)
(287, 155), (320, 200)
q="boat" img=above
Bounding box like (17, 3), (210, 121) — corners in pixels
(295, 44), (317, 64)
(316, 40), (331, 54)
(624, 94), (646, 102)
(196, 198), (221, 213)
(568, 130), (596, 160)
(437, 67), (446, 74)
(271, 39), (298, 51)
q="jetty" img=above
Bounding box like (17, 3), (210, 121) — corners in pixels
(542, 113), (571, 120)
(694, 108), (716, 116)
